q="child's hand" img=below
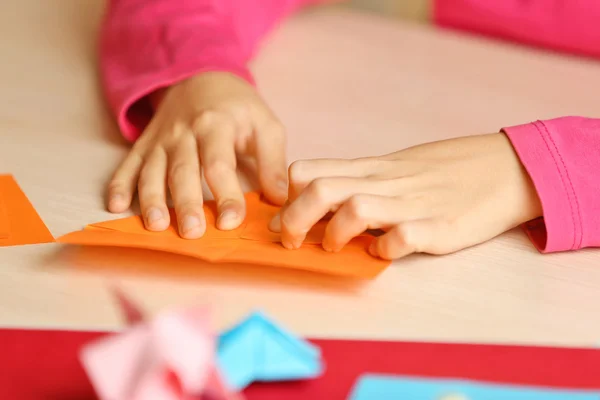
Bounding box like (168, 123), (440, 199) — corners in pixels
(108, 72), (287, 238)
(270, 133), (543, 259)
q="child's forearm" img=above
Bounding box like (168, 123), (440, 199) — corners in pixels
(100, 0), (323, 141)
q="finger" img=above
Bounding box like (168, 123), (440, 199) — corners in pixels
(199, 125), (245, 230)
(280, 177), (400, 249)
(267, 200), (289, 233)
(323, 194), (424, 252)
(269, 205), (336, 234)
(269, 158), (376, 232)
(138, 148), (170, 231)
(167, 136), (206, 239)
(369, 223), (424, 260)
(253, 115), (288, 205)
(107, 150), (143, 213)
(286, 157), (381, 201)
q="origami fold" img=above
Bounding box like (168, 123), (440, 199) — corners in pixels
(217, 311), (323, 391)
(348, 375), (599, 400)
(80, 307), (239, 400)
(81, 288), (323, 400)
(58, 192), (390, 278)
(0, 175), (54, 246)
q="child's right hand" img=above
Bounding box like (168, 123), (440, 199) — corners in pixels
(107, 72), (288, 239)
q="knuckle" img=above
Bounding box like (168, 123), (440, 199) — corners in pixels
(192, 110), (235, 134)
(288, 160), (308, 184)
(346, 195), (369, 219)
(264, 118), (286, 139)
(168, 162), (194, 182)
(229, 103), (253, 125)
(307, 178), (331, 204)
(193, 110), (219, 128)
(169, 162), (196, 177)
(395, 224), (417, 251)
(163, 125), (192, 146)
(203, 159), (235, 181)
(137, 171), (155, 191)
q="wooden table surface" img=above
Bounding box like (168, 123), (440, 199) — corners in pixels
(2, 0), (600, 347)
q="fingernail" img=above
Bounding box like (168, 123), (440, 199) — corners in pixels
(292, 235), (304, 250)
(146, 208), (163, 224)
(269, 213), (281, 232)
(182, 215), (201, 234)
(282, 236), (302, 250)
(110, 194), (123, 204)
(109, 194), (124, 210)
(282, 239), (302, 250)
(218, 210), (239, 230)
(322, 240), (336, 253)
(369, 241), (379, 257)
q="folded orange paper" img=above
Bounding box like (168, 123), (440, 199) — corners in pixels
(58, 192), (390, 278)
(0, 175), (54, 247)
(0, 194), (9, 239)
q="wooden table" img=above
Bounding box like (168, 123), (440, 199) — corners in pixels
(2, 0), (600, 347)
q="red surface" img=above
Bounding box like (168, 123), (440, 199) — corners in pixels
(2, 329), (600, 399)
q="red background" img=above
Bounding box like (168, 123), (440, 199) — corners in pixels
(2, 329), (600, 399)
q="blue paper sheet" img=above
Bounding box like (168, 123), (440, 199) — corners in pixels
(348, 375), (599, 400)
(217, 311), (323, 390)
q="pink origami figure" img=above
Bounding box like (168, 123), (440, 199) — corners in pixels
(80, 291), (242, 400)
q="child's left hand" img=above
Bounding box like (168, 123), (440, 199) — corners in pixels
(270, 133), (543, 260)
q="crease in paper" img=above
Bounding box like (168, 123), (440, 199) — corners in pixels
(58, 192), (390, 278)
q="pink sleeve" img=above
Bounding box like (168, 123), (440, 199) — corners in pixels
(503, 117), (600, 253)
(434, 0), (600, 58)
(100, 0), (322, 141)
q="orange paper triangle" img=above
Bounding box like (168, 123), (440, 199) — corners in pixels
(0, 175), (54, 247)
(58, 192), (389, 278)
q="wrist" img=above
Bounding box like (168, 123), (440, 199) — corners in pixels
(497, 132), (543, 225)
(148, 88), (168, 111)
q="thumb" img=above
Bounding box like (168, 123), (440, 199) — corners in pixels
(253, 115), (288, 205)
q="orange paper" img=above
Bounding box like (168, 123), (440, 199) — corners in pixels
(58, 193), (389, 278)
(0, 195), (9, 239)
(0, 175), (54, 246)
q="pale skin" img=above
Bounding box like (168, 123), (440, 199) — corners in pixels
(108, 72), (288, 237)
(107, 71), (542, 260)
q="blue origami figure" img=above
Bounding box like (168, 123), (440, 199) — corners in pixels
(217, 311), (324, 391)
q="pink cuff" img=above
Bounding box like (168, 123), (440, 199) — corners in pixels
(503, 121), (581, 253)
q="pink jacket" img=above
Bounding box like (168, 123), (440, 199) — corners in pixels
(100, 0), (600, 254)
